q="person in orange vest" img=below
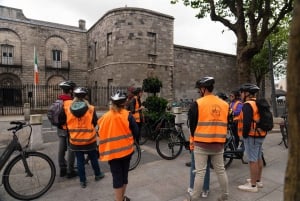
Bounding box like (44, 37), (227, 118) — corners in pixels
(229, 89), (243, 147)
(60, 87), (105, 188)
(98, 90), (139, 201)
(237, 83), (265, 192)
(184, 76), (229, 201)
(57, 80), (77, 178)
(127, 87), (144, 144)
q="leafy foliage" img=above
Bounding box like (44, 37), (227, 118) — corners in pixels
(171, 0), (293, 83)
(142, 77), (162, 95)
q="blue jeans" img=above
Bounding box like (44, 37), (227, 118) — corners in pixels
(189, 151), (210, 191)
(75, 149), (101, 183)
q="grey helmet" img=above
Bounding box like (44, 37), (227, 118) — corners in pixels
(59, 80), (76, 90)
(111, 90), (127, 106)
(239, 83), (260, 94)
(73, 87), (88, 99)
(195, 76), (215, 88)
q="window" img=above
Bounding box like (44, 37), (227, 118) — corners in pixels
(147, 32), (157, 54)
(1, 45), (14, 65)
(107, 33), (112, 56)
(52, 50), (62, 68)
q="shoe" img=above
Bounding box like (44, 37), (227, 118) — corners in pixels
(80, 181), (87, 188)
(201, 190), (209, 198)
(238, 182), (258, 192)
(217, 194), (229, 201)
(60, 168), (67, 177)
(185, 161), (191, 167)
(123, 196), (131, 201)
(67, 170), (78, 178)
(246, 178), (263, 188)
(187, 187), (193, 196)
(95, 172), (105, 181)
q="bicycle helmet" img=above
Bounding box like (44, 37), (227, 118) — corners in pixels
(111, 90), (128, 106)
(59, 80), (76, 90)
(73, 87), (88, 99)
(216, 92), (228, 101)
(195, 76), (215, 88)
(239, 83), (260, 94)
(230, 89), (240, 98)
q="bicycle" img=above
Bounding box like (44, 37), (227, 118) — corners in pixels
(279, 113), (288, 148)
(0, 121), (56, 200)
(129, 141), (141, 171)
(221, 126), (266, 169)
(155, 122), (190, 160)
(139, 112), (175, 145)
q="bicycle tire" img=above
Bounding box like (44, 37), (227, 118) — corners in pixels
(129, 142), (141, 171)
(223, 142), (234, 169)
(3, 152), (56, 200)
(156, 129), (183, 160)
(139, 124), (150, 145)
(280, 124), (288, 148)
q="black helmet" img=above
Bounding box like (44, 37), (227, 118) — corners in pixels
(73, 87), (88, 98)
(239, 83), (260, 94)
(111, 90), (127, 106)
(195, 76), (215, 88)
(59, 80), (76, 90)
(216, 92), (228, 101)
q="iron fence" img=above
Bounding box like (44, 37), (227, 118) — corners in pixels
(0, 84), (127, 115)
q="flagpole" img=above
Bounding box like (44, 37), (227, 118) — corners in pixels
(34, 46), (37, 109)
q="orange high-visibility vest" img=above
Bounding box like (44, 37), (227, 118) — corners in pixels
(98, 109), (134, 161)
(64, 101), (97, 146)
(132, 96), (141, 123)
(238, 99), (267, 137)
(61, 100), (72, 130)
(194, 95), (228, 143)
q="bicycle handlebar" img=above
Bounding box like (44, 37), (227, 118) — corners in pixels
(7, 121), (27, 131)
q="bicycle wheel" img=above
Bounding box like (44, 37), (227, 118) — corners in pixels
(3, 152), (56, 200)
(129, 141), (141, 171)
(223, 142), (234, 169)
(139, 124), (150, 145)
(280, 124), (288, 148)
(156, 129), (183, 160)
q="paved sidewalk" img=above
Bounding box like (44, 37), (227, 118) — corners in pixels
(0, 115), (288, 201)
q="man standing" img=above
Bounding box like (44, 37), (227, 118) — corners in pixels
(238, 83), (265, 192)
(185, 76), (229, 201)
(57, 80), (77, 178)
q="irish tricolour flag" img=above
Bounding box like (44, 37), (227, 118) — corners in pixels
(34, 46), (39, 85)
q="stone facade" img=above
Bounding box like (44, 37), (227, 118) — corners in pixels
(0, 5), (237, 104)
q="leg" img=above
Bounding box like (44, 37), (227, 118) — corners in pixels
(57, 135), (67, 177)
(191, 146), (208, 200)
(75, 151), (86, 184)
(203, 156), (210, 191)
(88, 149), (103, 178)
(189, 151), (195, 190)
(211, 150), (229, 198)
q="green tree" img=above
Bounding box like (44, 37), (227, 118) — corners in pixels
(251, 15), (290, 87)
(142, 77), (162, 96)
(171, 0), (293, 84)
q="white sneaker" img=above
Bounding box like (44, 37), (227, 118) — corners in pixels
(238, 182), (258, 192)
(246, 179), (263, 188)
(187, 187), (193, 196)
(201, 190), (209, 198)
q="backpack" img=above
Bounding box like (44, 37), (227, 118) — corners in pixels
(255, 98), (274, 132)
(47, 99), (64, 127)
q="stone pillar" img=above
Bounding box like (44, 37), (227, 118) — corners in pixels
(30, 114), (43, 150)
(24, 103), (30, 121)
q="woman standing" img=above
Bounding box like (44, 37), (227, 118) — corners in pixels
(98, 90), (139, 201)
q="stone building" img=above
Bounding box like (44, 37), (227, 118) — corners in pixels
(0, 5), (237, 107)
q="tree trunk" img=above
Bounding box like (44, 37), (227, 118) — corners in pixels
(236, 52), (252, 84)
(284, 0), (300, 200)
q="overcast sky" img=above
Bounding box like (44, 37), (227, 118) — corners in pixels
(1, 0), (237, 54)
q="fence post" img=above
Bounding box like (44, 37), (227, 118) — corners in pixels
(24, 103), (30, 121)
(172, 106), (183, 124)
(30, 114), (43, 150)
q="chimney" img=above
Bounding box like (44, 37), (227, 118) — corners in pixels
(79, 19), (86, 30)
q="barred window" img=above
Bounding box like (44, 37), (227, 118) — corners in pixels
(1, 44), (14, 65)
(52, 50), (62, 68)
